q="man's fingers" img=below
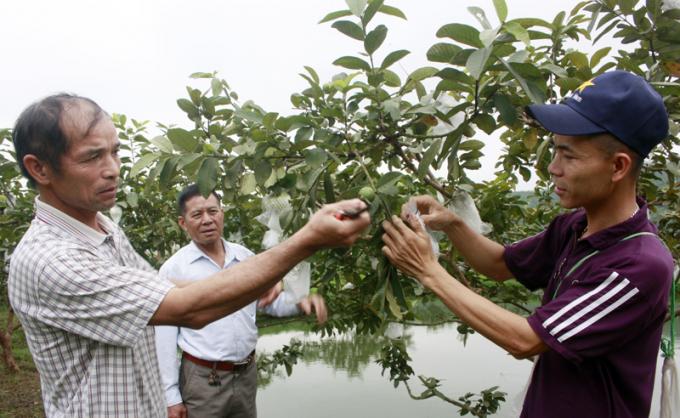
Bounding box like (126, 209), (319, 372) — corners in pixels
(329, 198), (367, 215)
(299, 295), (327, 323)
(413, 195), (442, 215)
(257, 282), (282, 307)
(382, 218), (419, 252)
(420, 214), (435, 228)
(303, 198), (372, 250)
(257, 293), (273, 308)
(390, 215), (419, 238)
(336, 210), (371, 243)
(168, 404), (187, 418)
(382, 245), (396, 262)
(403, 214), (425, 233)
(381, 219), (396, 239)
(312, 296), (328, 324)
(382, 221), (408, 254)
(298, 299), (311, 315)
(381, 231), (396, 250)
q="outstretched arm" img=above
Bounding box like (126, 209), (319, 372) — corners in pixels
(382, 215), (546, 359)
(150, 199), (369, 328)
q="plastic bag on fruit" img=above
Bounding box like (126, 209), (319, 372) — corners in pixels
(431, 94), (466, 137)
(109, 205), (123, 225)
(662, 0), (680, 11)
(255, 194), (292, 248)
(384, 322), (405, 340)
(509, 357), (537, 416)
(256, 194), (310, 303)
(448, 189), (492, 235)
(660, 357), (680, 418)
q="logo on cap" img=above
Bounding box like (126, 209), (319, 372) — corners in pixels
(576, 79), (595, 93)
(570, 79), (595, 103)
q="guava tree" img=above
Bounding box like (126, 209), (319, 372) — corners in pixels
(111, 0), (678, 414)
(0, 128), (33, 373)
(0, 0), (678, 416)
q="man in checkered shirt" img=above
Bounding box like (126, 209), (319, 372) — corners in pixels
(8, 94), (370, 417)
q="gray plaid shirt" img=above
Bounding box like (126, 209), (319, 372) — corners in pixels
(9, 198), (174, 417)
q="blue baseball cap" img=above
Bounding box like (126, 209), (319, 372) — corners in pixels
(526, 70), (669, 157)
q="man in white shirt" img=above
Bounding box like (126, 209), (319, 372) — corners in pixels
(155, 184), (327, 418)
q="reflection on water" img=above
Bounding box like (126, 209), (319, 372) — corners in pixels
(257, 324), (529, 418)
(256, 323), (677, 418)
(257, 331), (400, 388)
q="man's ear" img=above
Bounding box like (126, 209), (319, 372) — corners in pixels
(178, 216), (187, 232)
(611, 152), (633, 183)
(23, 154), (52, 186)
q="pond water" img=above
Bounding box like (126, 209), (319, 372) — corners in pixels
(256, 323), (678, 418)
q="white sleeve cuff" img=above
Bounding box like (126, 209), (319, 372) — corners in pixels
(166, 387), (183, 407)
(262, 291), (302, 317)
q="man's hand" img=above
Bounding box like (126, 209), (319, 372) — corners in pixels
(167, 403), (187, 418)
(402, 195), (459, 232)
(381, 215), (442, 287)
(257, 281), (283, 308)
(295, 199), (370, 251)
(297, 293), (328, 324)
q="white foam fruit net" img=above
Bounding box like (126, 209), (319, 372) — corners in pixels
(447, 190), (492, 235)
(256, 194), (310, 303)
(660, 357), (680, 418)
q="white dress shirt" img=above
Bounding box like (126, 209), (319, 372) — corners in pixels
(154, 239), (300, 406)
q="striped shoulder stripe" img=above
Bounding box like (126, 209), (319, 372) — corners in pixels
(557, 288), (638, 343)
(549, 278), (632, 336)
(542, 271), (620, 328)
(541, 271), (639, 343)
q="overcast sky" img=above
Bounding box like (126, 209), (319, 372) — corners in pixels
(1, 0), (585, 183)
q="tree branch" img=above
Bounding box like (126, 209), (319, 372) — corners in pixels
(403, 379), (465, 407)
(383, 135), (452, 199)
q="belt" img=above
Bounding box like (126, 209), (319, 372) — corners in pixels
(182, 350), (255, 372)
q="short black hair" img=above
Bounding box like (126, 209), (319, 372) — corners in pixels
(591, 133), (643, 178)
(12, 94), (106, 187)
(177, 184), (221, 215)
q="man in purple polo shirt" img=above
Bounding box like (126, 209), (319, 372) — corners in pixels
(380, 70), (674, 417)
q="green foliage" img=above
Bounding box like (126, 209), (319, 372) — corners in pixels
(457, 386), (507, 417)
(111, 115), (188, 268)
(1, 0), (679, 414)
(0, 129), (36, 301)
(376, 339), (414, 387)
(257, 339), (304, 384)
(376, 335), (507, 417)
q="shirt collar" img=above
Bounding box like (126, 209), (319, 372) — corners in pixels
(34, 197), (116, 246)
(186, 239), (249, 267)
(574, 197), (654, 251)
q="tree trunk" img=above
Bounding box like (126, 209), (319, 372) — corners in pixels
(0, 307), (20, 373)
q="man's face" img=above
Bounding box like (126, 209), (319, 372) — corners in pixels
(548, 134), (615, 210)
(48, 113), (121, 220)
(179, 194), (224, 246)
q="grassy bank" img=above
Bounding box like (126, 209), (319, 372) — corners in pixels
(0, 309), (310, 417)
(0, 308), (43, 418)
